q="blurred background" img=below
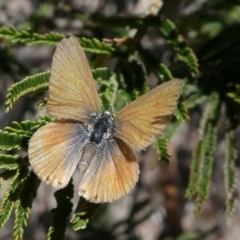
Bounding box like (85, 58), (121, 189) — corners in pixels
(1, 0), (240, 239)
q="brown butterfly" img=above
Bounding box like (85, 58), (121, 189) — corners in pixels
(28, 36), (183, 203)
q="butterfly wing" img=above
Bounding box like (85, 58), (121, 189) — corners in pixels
(113, 79), (183, 151)
(78, 138), (139, 203)
(29, 122), (90, 188)
(48, 36), (100, 122)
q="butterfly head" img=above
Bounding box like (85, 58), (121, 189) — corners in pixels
(89, 110), (114, 145)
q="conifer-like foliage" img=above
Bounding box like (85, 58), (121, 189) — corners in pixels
(0, 1), (240, 239)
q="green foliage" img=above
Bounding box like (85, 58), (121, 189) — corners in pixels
(183, 82), (208, 109)
(227, 84), (240, 104)
(0, 131), (26, 151)
(79, 37), (114, 55)
(157, 63), (174, 81)
(0, 154), (21, 170)
(5, 71), (50, 112)
(92, 67), (112, 81)
(71, 198), (100, 231)
(154, 137), (171, 163)
(175, 101), (189, 122)
(5, 116), (54, 137)
(195, 123), (217, 215)
(47, 180), (74, 240)
(224, 131), (236, 222)
(13, 171), (40, 240)
(159, 20), (199, 76)
(0, 170), (18, 229)
(0, 27), (114, 54)
(0, 167), (28, 230)
(92, 67), (118, 109)
(185, 140), (204, 198)
(0, 27), (64, 45)
(186, 93), (221, 216)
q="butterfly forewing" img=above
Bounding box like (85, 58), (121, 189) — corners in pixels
(48, 36), (100, 122)
(114, 79), (183, 151)
(29, 122), (89, 188)
(78, 139), (139, 203)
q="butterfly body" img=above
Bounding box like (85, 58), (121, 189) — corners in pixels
(89, 111), (114, 144)
(28, 36), (183, 203)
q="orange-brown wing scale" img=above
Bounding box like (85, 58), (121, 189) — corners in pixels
(113, 79), (183, 151)
(29, 122), (89, 188)
(78, 138), (139, 203)
(48, 36), (100, 122)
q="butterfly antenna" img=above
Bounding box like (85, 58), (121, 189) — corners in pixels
(106, 106), (114, 115)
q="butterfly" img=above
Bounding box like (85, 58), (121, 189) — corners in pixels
(28, 36), (183, 203)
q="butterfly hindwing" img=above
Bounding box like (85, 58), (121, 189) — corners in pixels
(78, 138), (139, 203)
(48, 36), (100, 122)
(113, 79), (183, 151)
(29, 122), (90, 188)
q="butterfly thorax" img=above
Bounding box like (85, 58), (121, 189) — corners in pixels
(90, 112), (114, 144)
